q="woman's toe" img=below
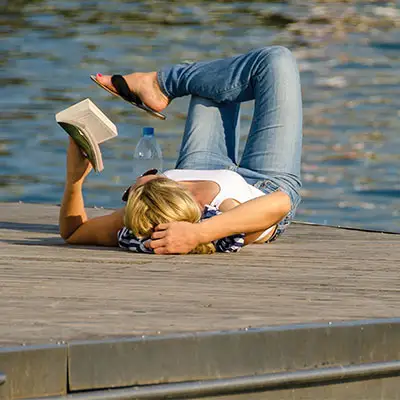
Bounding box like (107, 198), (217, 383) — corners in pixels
(96, 74), (114, 91)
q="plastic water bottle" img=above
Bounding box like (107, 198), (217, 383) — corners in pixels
(133, 127), (163, 178)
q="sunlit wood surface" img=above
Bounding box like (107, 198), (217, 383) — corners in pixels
(1, 202), (399, 346)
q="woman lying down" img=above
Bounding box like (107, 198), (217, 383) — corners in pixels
(59, 46), (303, 254)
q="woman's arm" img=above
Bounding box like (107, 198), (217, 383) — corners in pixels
(149, 191), (291, 254)
(200, 191), (290, 243)
(59, 138), (124, 246)
(218, 199), (275, 244)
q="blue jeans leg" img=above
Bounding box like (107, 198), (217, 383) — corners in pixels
(175, 96), (241, 170)
(238, 46), (303, 210)
(158, 48), (273, 103)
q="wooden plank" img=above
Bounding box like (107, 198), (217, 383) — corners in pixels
(0, 202), (399, 346)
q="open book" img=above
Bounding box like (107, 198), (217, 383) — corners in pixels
(56, 99), (118, 172)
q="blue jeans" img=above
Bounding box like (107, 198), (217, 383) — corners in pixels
(157, 46), (303, 241)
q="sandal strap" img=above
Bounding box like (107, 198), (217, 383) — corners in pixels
(111, 75), (143, 106)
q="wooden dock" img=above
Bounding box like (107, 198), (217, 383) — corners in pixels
(1, 202), (400, 399)
(1, 202), (399, 346)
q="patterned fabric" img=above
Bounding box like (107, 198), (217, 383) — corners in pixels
(117, 228), (154, 254)
(117, 205), (245, 254)
(205, 205), (245, 253)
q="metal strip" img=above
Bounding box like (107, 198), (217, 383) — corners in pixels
(31, 360), (400, 400)
(0, 373), (6, 385)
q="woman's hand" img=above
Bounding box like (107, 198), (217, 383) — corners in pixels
(149, 221), (201, 254)
(66, 138), (92, 184)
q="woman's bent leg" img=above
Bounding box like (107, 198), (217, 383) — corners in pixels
(176, 96), (241, 170)
(239, 46), (303, 209)
(236, 47), (302, 242)
(159, 46), (302, 205)
(161, 47), (302, 243)
(158, 46), (302, 195)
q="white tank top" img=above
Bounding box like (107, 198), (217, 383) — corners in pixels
(163, 169), (275, 240)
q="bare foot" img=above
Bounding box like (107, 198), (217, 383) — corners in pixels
(96, 72), (169, 112)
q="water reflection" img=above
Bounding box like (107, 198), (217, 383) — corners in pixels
(1, 0), (399, 232)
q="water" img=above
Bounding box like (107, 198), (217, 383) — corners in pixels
(1, 0), (399, 232)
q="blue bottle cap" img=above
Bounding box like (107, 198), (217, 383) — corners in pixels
(143, 127), (154, 136)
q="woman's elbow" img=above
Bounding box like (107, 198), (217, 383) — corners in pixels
(64, 235), (76, 245)
(59, 228), (79, 245)
(59, 228), (70, 243)
(60, 231), (74, 244)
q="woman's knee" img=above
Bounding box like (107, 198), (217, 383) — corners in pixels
(259, 45), (293, 59)
(255, 46), (297, 73)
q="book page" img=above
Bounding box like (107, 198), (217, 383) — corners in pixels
(73, 111), (116, 144)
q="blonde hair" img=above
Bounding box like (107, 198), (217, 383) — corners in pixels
(124, 177), (215, 254)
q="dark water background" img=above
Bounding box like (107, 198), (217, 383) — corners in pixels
(1, 0), (399, 232)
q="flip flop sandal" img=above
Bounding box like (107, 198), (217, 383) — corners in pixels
(90, 74), (167, 120)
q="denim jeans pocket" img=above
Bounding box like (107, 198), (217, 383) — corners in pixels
(254, 179), (296, 243)
(254, 179), (281, 195)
